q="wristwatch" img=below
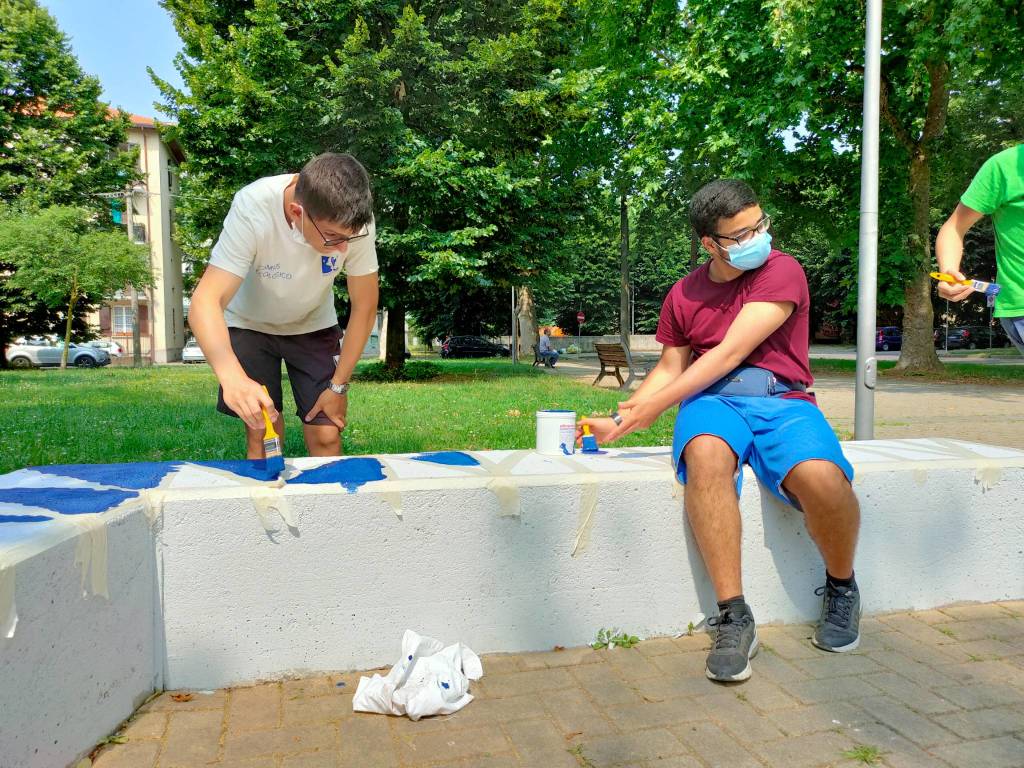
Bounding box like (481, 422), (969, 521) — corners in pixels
(328, 381), (350, 396)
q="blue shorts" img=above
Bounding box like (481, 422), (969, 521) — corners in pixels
(672, 394), (854, 508)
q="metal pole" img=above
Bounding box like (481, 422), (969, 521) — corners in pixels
(854, 0), (882, 440)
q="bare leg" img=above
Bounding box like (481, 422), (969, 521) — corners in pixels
(303, 423), (341, 457)
(245, 414), (284, 459)
(782, 460), (860, 578)
(683, 435), (743, 602)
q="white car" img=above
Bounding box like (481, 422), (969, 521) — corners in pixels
(86, 339), (124, 357)
(181, 339), (207, 364)
(6, 340), (110, 368)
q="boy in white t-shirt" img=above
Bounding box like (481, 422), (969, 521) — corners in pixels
(190, 152), (379, 458)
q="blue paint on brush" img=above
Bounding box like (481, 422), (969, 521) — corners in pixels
(411, 451), (480, 467)
(0, 487), (138, 515)
(0, 513), (53, 523)
(193, 459), (283, 482)
(288, 457), (386, 492)
(30, 462), (181, 490)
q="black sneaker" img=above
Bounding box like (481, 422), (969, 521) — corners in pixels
(813, 580), (861, 652)
(705, 603), (758, 682)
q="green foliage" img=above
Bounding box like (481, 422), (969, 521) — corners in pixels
(591, 627), (640, 650)
(353, 360), (441, 383)
(841, 745), (884, 765)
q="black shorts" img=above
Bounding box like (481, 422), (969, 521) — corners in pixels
(217, 325), (343, 427)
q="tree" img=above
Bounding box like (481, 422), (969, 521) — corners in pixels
(0, 207), (151, 368)
(0, 0), (137, 365)
(156, 0), (584, 369)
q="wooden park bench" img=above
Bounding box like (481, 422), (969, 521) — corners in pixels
(593, 342), (650, 391)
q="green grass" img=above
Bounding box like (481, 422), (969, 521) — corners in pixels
(0, 360), (678, 473)
(841, 745), (885, 765)
(810, 357), (1024, 384)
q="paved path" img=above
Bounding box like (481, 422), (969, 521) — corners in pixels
(93, 602), (1024, 768)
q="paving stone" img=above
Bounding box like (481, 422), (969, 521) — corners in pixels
(996, 600), (1024, 616)
(753, 731), (859, 768)
(520, 646), (603, 670)
(857, 672), (959, 714)
(671, 634), (712, 653)
(934, 706), (1024, 740)
(91, 741), (160, 768)
(504, 718), (580, 768)
(398, 724), (512, 766)
(781, 675), (881, 705)
(478, 668), (575, 698)
(932, 620), (993, 642)
(480, 653), (527, 675)
(792, 653), (886, 679)
(932, 659), (1024, 689)
(953, 638), (1022, 662)
(940, 603), (1018, 621)
(670, 721), (764, 768)
(631, 672), (717, 701)
(603, 648), (664, 682)
(767, 702), (871, 737)
(445, 693), (548, 730)
(700, 691), (786, 742)
(428, 756), (521, 768)
(636, 637), (684, 658)
(878, 613), (961, 647)
(160, 709), (225, 767)
(932, 682), (1024, 710)
(228, 684), (282, 731)
(220, 759), (279, 768)
(876, 627), (970, 664)
(757, 627), (821, 660)
(603, 697), (709, 732)
(857, 617), (889, 635)
(283, 676), (336, 699)
(223, 724), (336, 762)
(754, 649), (811, 685)
(339, 717), (400, 767)
(570, 664), (645, 706)
(283, 694), (353, 725)
(542, 688), (613, 737)
(574, 728), (690, 767)
(932, 736), (1024, 768)
(650, 651), (708, 679)
(629, 758), (703, 768)
(119, 711), (167, 741)
(843, 721), (943, 768)
(855, 696), (959, 748)
(280, 753), (338, 768)
(910, 609), (957, 625)
(726, 677), (799, 712)
(862, 650), (959, 688)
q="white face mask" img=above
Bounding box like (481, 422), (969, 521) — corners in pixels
(288, 206), (313, 248)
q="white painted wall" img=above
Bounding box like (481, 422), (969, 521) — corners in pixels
(0, 506), (159, 768)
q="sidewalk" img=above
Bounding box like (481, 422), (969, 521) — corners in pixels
(92, 602), (1024, 768)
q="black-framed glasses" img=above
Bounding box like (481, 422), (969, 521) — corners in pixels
(712, 214), (771, 247)
(303, 208), (370, 247)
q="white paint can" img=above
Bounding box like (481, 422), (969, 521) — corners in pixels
(536, 410), (576, 455)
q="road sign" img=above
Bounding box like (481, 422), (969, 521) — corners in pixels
(576, 311), (585, 323)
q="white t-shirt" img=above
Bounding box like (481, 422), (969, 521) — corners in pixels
(208, 174), (378, 335)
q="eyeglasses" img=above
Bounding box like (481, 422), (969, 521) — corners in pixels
(302, 207), (370, 248)
(712, 214), (771, 247)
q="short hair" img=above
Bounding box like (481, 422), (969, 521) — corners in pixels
(294, 153), (374, 230)
(689, 179), (759, 238)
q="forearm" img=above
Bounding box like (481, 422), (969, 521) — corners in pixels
(935, 221), (964, 274)
(333, 306), (377, 384)
(647, 345), (747, 415)
(190, 298), (247, 384)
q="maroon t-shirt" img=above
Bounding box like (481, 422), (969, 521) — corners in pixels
(655, 249), (814, 402)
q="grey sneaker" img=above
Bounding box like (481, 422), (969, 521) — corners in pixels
(705, 603), (758, 682)
(813, 581), (861, 652)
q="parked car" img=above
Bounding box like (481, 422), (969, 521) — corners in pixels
(86, 339), (124, 357)
(936, 325), (1012, 350)
(181, 339), (207, 364)
(5, 339), (110, 368)
(439, 335), (511, 359)
(875, 326), (902, 351)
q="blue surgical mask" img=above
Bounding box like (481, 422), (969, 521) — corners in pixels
(725, 231), (772, 270)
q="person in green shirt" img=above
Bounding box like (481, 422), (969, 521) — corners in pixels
(935, 144), (1024, 355)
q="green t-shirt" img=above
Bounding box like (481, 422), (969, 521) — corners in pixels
(961, 144), (1024, 317)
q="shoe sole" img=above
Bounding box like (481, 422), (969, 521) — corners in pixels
(705, 635), (759, 682)
(812, 635), (860, 653)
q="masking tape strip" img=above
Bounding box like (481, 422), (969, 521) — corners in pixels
(571, 480), (601, 558)
(0, 566), (16, 639)
(249, 487), (295, 532)
(376, 459), (404, 519)
(142, 490), (166, 526)
(70, 514), (110, 599)
(975, 466), (1003, 491)
(475, 452), (531, 518)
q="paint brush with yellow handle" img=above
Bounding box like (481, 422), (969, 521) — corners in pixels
(930, 272), (1001, 298)
(260, 385), (285, 475)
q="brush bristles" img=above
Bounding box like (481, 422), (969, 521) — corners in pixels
(263, 437), (282, 458)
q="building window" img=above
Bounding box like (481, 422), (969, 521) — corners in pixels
(113, 306), (133, 334)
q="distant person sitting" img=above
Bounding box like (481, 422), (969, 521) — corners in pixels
(538, 329), (560, 367)
(935, 144), (1024, 356)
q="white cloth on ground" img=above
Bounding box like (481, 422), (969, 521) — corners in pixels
(352, 629), (484, 721)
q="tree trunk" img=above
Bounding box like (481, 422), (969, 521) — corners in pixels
(61, 277), (77, 370)
(516, 286), (538, 358)
(619, 193), (630, 350)
(385, 306), (406, 370)
(895, 150), (942, 371)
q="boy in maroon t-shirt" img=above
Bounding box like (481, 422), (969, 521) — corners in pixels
(581, 180), (861, 684)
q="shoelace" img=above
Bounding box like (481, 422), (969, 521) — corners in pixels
(815, 583), (855, 627)
(707, 609), (751, 651)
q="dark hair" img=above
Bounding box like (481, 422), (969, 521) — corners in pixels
(294, 152), (374, 230)
(689, 179), (759, 237)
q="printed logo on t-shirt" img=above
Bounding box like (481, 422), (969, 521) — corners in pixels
(321, 254), (339, 274)
(256, 262), (292, 280)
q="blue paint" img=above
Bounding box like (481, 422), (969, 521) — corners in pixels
(408, 655), (413, 661)
(0, 513), (52, 523)
(560, 443), (572, 455)
(441, 682), (450, 690)
(335, 681), (346, 688)
(288, 457), (386, 492)
(193, 459), (283, 482)
(539, 409), (574, 413)
(30, 462), (180, 490)
(0, 487), (138, 515)
(411, 451), (480, 467)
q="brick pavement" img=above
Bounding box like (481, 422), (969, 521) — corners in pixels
(88, 601), (1024, 768)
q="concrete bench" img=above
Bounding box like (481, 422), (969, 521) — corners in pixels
(1, 439), (1023, 767)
